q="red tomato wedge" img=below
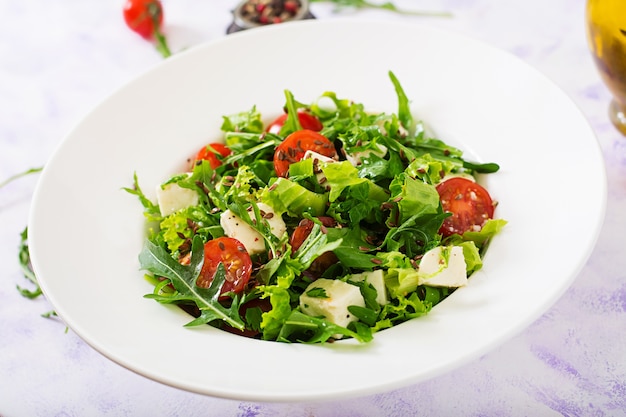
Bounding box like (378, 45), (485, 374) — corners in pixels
(266, 111), (323, 134)
(123, 0), (164, 39)
(436, 177), (495, 237)
(273, 130), (337, 177)
(196, 237), (252, 297)
(194, 143), (231, 169)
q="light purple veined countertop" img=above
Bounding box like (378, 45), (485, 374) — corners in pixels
(1, 0), (625, 416)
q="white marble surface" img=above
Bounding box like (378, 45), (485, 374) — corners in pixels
(1, 0), (625, 415)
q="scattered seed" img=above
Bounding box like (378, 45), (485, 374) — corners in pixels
(365, 235), (377, 245)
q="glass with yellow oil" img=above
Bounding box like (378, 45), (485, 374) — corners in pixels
(586, 0), (626, 136)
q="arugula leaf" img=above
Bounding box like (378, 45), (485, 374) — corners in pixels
(389, 70), (412, 131)
(325, 227), (380, 270)
(16, 227), (43, 299)
(293, 222), (343, 271)
(462, 160), (501, 174)
(123, 172), (162, 222)
(279, 89), (306, 137)
(348, 305), (379, 326)
(276, 310), (372, 343)
(383, 174), (446, 256)
(139, 235), (245, 329)
(0, 166), (43, 189)
(305, 287), (328, 298)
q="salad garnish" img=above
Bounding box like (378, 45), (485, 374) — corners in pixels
(127, 71), (506, 344)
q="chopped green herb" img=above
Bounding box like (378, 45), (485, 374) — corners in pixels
(306, 287), (329, 298)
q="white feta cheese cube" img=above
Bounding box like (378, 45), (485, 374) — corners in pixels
(299, 278), (365, 329)
(349, 269), (389, 306)
(417, 246), (468, 288)
(345, 144), (387, 166)
(302, 150), (335, 187)
(219, 203), (286, 255)
(156, 180), (199, 217)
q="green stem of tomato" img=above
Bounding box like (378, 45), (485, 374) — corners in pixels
(145, 1), (172, 58)
(153, 29), (172, 58)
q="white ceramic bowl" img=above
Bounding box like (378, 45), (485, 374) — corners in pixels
(29, 19), (606, 402)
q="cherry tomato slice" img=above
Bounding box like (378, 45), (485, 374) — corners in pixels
(194, 143), (231, 169)
(123, 0), (164, 39)
(196, 237), (253, 297)
(266, 111), (323, 134)
(273, 130), (337, 177)
(289, 217), (336, 251)
(436, 177), (495, 237)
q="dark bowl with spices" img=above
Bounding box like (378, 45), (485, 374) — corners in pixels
(228, 0), (315, 33)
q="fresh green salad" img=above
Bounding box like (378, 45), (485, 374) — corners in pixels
(127, 71), (506, 343)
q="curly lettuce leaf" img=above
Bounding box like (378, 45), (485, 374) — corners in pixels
(221, 105), (264, 134)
